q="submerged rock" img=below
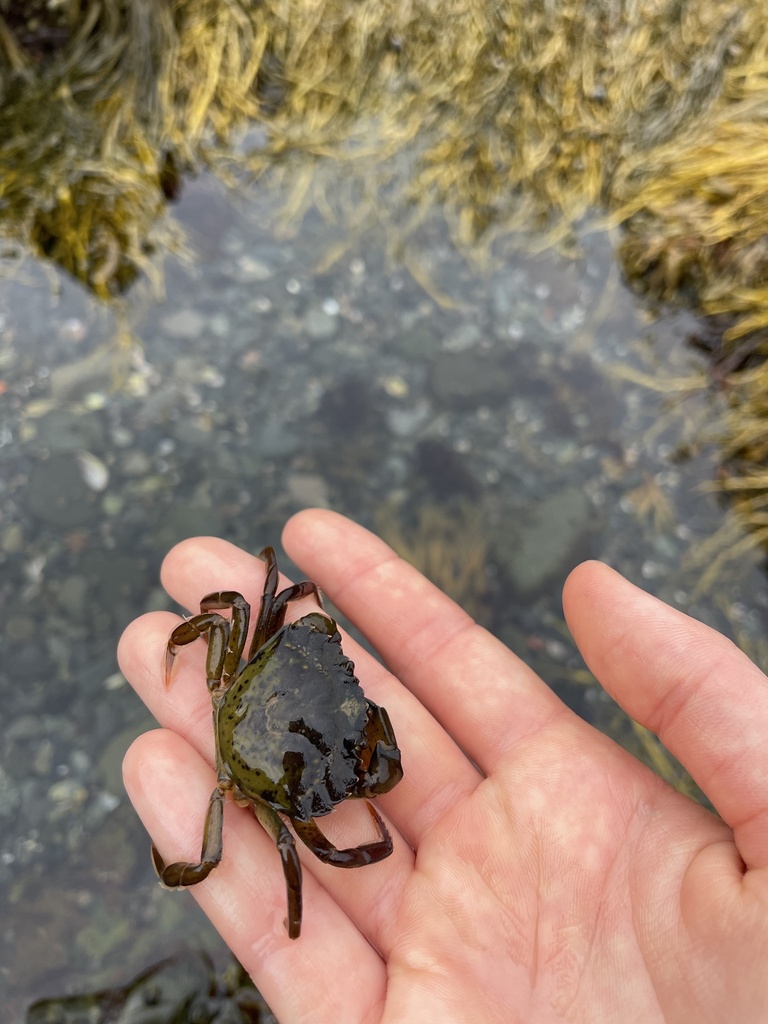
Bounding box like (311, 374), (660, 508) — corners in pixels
(495, 486), (597, 596)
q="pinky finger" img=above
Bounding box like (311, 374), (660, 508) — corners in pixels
(123, 729), (387, 1021)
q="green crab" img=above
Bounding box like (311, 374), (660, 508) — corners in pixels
(152, 547), (403, 938)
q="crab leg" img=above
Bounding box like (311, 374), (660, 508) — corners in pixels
(198, 591), (250, 686)
(292, 802), (394, 867)
(165, 612), (229, 691)
(250, 798), (303, 939)
(248, 578), (324, 661)
(151, 779), (228, 887)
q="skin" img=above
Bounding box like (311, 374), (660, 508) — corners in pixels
(120, 508), (768, 1024)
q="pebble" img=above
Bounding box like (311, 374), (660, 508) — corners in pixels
(304, 306), (338, 339)
(48, 346), (114, 402)
(31, 739), (55, 777)
(387, 402), (431, 437)
(76, 450), (110, 491)
(102, 493), (125, 516)
(161, 309), (207, 339)
(48, 779), (88, 809)
(0, 765), (21, 817)
(443, 323), (482, 352)
(56, 575), (90, 621)
(120, 450), (153, 476)
(235, 255), (274, 281)
(27, 453), (95, 527)
(1, 522), (23, 553)
(288, 473), (331, 509)
(429, 350), (513, 407)
(494, 486), (596, 595)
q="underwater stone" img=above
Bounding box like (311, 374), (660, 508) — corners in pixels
(1, 522), (24, 553)
(49, 348), (114, 402)
(120, 450), (153, 476)
(161, 309), (206, 339)
(443, 323), (482, 352)
(55, 575), (90, 622)
(429, 351), (513, 408)
(27, 453), (96, 527)
(288, 472), (330, 508)
(32, 409), (105, 452)
(304, 305), (339, 339)
(0, 765), (20, 818)
(495, 486), (596, 596)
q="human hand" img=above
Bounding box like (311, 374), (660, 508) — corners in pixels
(120, 509), (768, 1023)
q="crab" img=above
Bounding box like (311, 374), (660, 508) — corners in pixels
(152, 546), (403, 939)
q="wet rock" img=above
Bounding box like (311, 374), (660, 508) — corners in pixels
(394, 322), (442, 358)
(258, 419), (303, 458)
(48, 778), (88, 815)
(288, 472), (330, 509)
(120, 450), (153, 477)
(315, 373), (385, 437)
(78, 551), (149, 606)
(161, 308), (206, 340)
(413, 439), (479, 501)
(9, 887), (74, 986)
(494, 486), (597, 596)
(152, 505), (223, 553)
(6, 614), (36, 644)
(144, 586), (172, 613)
(443, 322), (482, 352)
(491, 270), (527, 321)
(31, 409), (105, 452)
(55, 575), (90, 622)
(304, 305), (338, 340)
(102, 493), (125, 516)
(97, 720), (154, 795)
(0, 764), (21, 817)
(27, 453), (97, 527)
(49, 346), (114, 402)
(387, 400), (431, 437)
(235, 254), (274, 281)
(0, 522), (24, 553)
(31, 739), (55, 777)
(86, 807), (139, 881)
(76, 451), (109, 492)
(429, 351), (513, 408)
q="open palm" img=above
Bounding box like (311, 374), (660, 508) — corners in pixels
(120, 509), (768, 1023)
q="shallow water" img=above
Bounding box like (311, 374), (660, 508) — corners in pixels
(1, 167), (767, 1021)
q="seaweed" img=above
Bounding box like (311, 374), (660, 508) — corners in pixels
(376, 500), (490, 622)
(3, 1), (767, 307)
(4, 0), (768, 555)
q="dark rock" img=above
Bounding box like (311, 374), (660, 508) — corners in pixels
(494, 486), (598, 596)
(26, 454), (97, 527)
(429, 351), (513, 408)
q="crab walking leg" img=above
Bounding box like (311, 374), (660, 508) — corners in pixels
(292, 801), (394, 867)
(250, 798), (304, 939)
(357, 704), (404, 796)
(198, 591), (250, 686)
(151, 779), (228, 886)
(247, 579), (324, 660)
(165, 612), (230, 691)
(251, 546), (280, 652)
